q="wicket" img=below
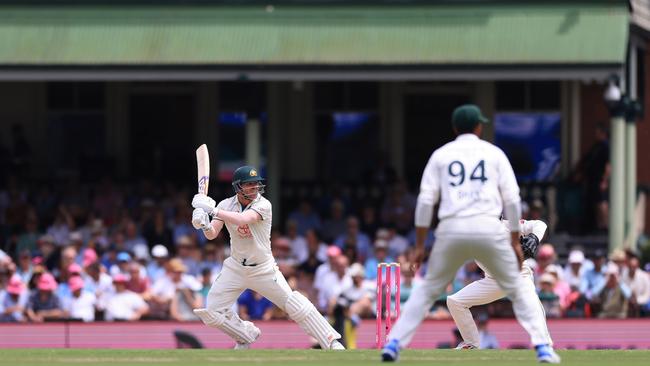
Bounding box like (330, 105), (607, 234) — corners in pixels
(376, 262), (401, 349)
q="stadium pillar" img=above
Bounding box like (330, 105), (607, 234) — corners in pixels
(605, 77), (626, 253)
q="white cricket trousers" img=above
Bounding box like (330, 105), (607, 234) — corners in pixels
(446, 269), (553, 347)
(387, 216), (550, 347)
(206, 256), (293, 312)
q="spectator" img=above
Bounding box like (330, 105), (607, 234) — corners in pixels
(105, 274), (148, 321)
(168, 260), (201, 321)
(148, 258), (201, 320)
(364, 239), (393, 280)
(286, 220), (308, 264)
(380, 180), (416, 234)
(621, 256), (650, 316)
(82, 261), (113, 312)
(314, 245), (343, 291)
(46, 205), (74, 247)
(337, 263), (375, 321)
(317, 255), (351, 312)
(288, 200), (322, 236)
(238, 290), (274, 321)
(321, 200), (347, 243)
(126, 262), (149, 294)
(563, 250), (586, 290)
(15, 250), (33, 284)
(580, 250), (608, 301)
(143, 211), (174, 256)
(533, 244), (560, 285)
(14, 214), (39, 257)
(609, 249), (627, 275)
(595, 264), (631, 318)
(123, 220), (148, 253)
(199, 243), (223, 281)
(0, 276), (28, 322)
(303, 229), (329, 264)
(175, 236), (200, 277)
(545, 266), (571, 311)
(272, 236), (298, 277)
(63, 276), (95, 322)
(358, 206), (380, 242)
(146, 244), (170, 283)
(109, 252), (132, 277)
(26, 273), (65, 322)
(334, 217), (371, 263)
(377, 226), (409, 259)
(538, 273), (561, 318)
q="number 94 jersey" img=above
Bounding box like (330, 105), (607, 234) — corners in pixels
(418, 134), (520, 221)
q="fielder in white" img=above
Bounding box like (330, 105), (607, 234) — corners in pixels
(381, 104), (560, 363)
(447, 219), (554, 349)
(191, 165), (344, 350)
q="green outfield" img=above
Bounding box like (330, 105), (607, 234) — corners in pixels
(0, 349), (648, 366)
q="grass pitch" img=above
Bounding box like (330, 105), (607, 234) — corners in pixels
(0, 349), (648, 366)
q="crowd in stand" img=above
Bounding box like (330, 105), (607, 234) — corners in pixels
(0, 174), (649, 324)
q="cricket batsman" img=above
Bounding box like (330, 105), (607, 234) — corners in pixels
(447, 218), (554, 349)
(191, 165), (345, 350)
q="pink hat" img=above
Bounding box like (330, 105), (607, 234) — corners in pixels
(68, 276), (85, 292)
(82, 248), (98, 267)
(326, 246), (342, 257)
(6, 276), (25, 295)
(537, 244), (555, 259)
(112, 273), (128, 283)
(37, 273), (58, 291)
(68, 263), (82, 275)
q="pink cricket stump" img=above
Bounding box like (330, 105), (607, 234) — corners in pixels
(376, 263), (383, 349)
(395, 264), (401, 319)
(385, 264), (392, 344)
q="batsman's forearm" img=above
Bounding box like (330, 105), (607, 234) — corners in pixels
(215, 209), (258, 226)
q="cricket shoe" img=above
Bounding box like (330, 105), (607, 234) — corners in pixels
(455, 342), (478, 350)
(330, 340), (346, 350)
(233, 321), (261, 350)
(536, 344), (561, 363)
(381, 339), (400, 362)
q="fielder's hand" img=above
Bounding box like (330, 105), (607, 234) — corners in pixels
(191, 208), (212, 231)
(412, 246), (426, 273)
(192, 193), (216, 214)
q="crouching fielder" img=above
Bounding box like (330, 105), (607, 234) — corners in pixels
(447, 219), (553, 349)
(191, 166), (344, 350)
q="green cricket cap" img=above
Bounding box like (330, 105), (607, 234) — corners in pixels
(452, 104), (489, 130)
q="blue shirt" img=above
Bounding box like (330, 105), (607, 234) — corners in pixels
(580, 266), (607, 300)
(237, 290), (273, 320)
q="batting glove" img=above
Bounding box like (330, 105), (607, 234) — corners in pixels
(191, 208), (212, 231)
(192, 194), (216, 215)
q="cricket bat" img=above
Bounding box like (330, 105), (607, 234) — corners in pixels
(196, 144), (210, 195)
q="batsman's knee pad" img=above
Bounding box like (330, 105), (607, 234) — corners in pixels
(284, 291), (340, 349)
(193, 308), (260, 345)
(285, 291), (313, 322)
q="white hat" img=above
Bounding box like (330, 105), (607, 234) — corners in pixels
(349, 263), (365, 278)
(151, 244), (169, 258)
(568, 250), (585, 264)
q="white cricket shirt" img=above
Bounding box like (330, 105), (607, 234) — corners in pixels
(216, 194), (273, 265)
(418, 134), (521, 221)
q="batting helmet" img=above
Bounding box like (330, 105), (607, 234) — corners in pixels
(232, 166), (265, 198)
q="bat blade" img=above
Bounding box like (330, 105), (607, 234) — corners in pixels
(196, 144), (210, 195)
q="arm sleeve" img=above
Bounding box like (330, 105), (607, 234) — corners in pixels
(250, 200), (272, 221)
(523, 220), (548, 241)
(414, 154), (440, 228)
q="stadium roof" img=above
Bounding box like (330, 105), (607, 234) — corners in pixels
(0, 2), (629, 80)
